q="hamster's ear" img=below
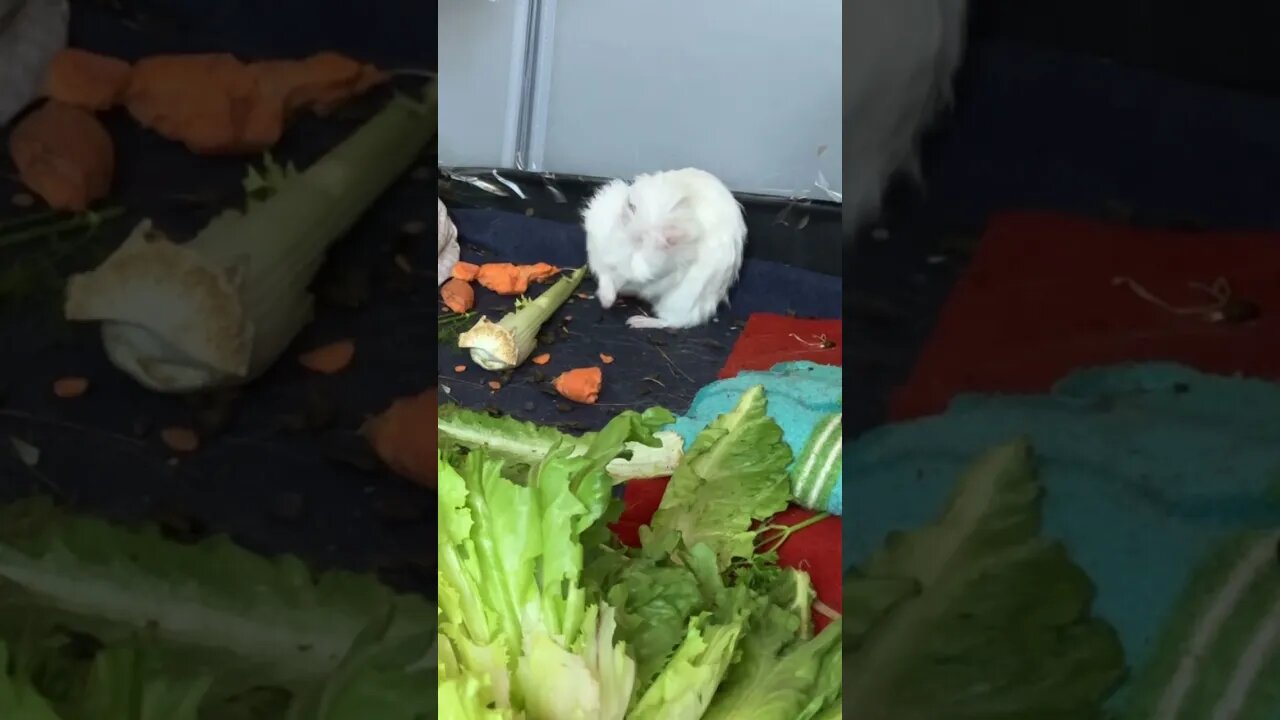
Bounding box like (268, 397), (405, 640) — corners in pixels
(620, 194), (636, 223)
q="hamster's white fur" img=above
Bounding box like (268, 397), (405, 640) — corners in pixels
(582, 168), (745, 330)
(844, 0), (968, 236)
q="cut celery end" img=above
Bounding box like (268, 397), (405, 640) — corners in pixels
(64, 85), (436, 392)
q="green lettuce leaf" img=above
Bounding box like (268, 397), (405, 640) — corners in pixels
(842, 438), (1126, 719)
(648, 385), (793, 569)
(438, 403), (682, 482)
(702, 616), (842, 720)
(438, 406), (645, 718)
(0, 497), (434, 699)
(0, 641), (62, 720)
(627, 609), (750, 720)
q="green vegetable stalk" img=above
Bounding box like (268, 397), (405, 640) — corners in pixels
(63, 84), (436, 393)
(457, 266), (585, 371)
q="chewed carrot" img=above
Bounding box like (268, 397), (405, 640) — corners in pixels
(487, 380), (502, 391)
(43, 49), (132, 110)
(452, 262), (480, 281)
(9, 102), (114, 211)
(298, 339), (355, 374)
(160, 427), (200, 453)
(531, 353), (551, 365)
(475, 262), (561, 296)
(362, 388), (437, 488)
(553, 367), (602, 404)
(52, 376), (89, 398)
(454, 364), (466, 373)
(599, 353), (615, 364)
(440, 278), (475, 313)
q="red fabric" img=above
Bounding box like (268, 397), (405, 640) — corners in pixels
(718, 314), (843, 379)
(612, 313), (844, 633)
(893, 211), (1280, 419)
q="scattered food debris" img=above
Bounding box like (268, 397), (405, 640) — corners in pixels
(440, 277), (475, 313)
(42, 48), (132, 110)
(599, 353), (614, 364)
(160, 427), (200, 453)
(9, 101), (115, 211)
(454, 364), (466, 373)
(487, 380), (501, 391)
(362, 389), (437, 488)
(297, 339), (355, 374)
(9, 437), (39, 467)
(52, 376), (89, 398)
(451, 261), (479, 281)
(474, 262), (560, 295)
(553, 366), (602, 405)
(531, 353), (551, 365)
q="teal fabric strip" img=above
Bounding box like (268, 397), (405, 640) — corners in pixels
(666, 361), (844, 514)
(843, 362), (1280, 711)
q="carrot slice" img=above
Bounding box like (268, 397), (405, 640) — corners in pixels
(475, 262), (562, 296)
(362, 388), (437, 488)
(440, 278), (475, 313)
(160, 427), (200, 453)
(8, 101), (114, 211)
(599, 353), (615, 364)
(553, 367), (602, 404)
(298, 339), (355, 374)
(452, 262), (480, 281)
(531, 353), (551, 365)
(42, 49), (132, 110)
(52, 376), (89, 398)
(487, 380), (502, 391)
(454, 364), (466, 373)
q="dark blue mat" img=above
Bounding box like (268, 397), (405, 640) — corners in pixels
(438, 209), (842, 430)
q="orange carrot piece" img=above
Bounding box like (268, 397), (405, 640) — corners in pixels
(248, 52), (376, 117)
(452, 262), (480, 281)
(298, 339), (355, 374)
(440, 278), (475, 313)
(52, 376), (89, 398)
(522, 263), (561, 283)
(42, 49), (132, 110)
(362, 388), (438, 488)
(160, 427), (200, 453)
(475, 262), (562, 296)
(531, 353), (551, 365)
(8, 101), (114, 212)
(553, 367), (602, 404)
(599, 353), (615, 364)
(454, 365), (466, 373)
(487, 380), (502, 391)
(125, 54), (261, 154)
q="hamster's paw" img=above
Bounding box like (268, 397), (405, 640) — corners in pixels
(598, 287), (616, 309)
(626, 315), (668, 329)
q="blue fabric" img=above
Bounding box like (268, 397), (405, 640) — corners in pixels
(843, 363), (1280, 694)
(666, 361), (843, 513)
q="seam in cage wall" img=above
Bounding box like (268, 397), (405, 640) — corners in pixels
(496, 0), (532, 168)
(512, 0), (556, 171)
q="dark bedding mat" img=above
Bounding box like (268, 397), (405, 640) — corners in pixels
(438, 209), (843, 429)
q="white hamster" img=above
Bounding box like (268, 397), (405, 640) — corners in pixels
(581, 167), (746, 330)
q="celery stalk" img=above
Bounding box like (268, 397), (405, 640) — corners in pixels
(63, 84), (436, 393)
(457, 266), (586, 371)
